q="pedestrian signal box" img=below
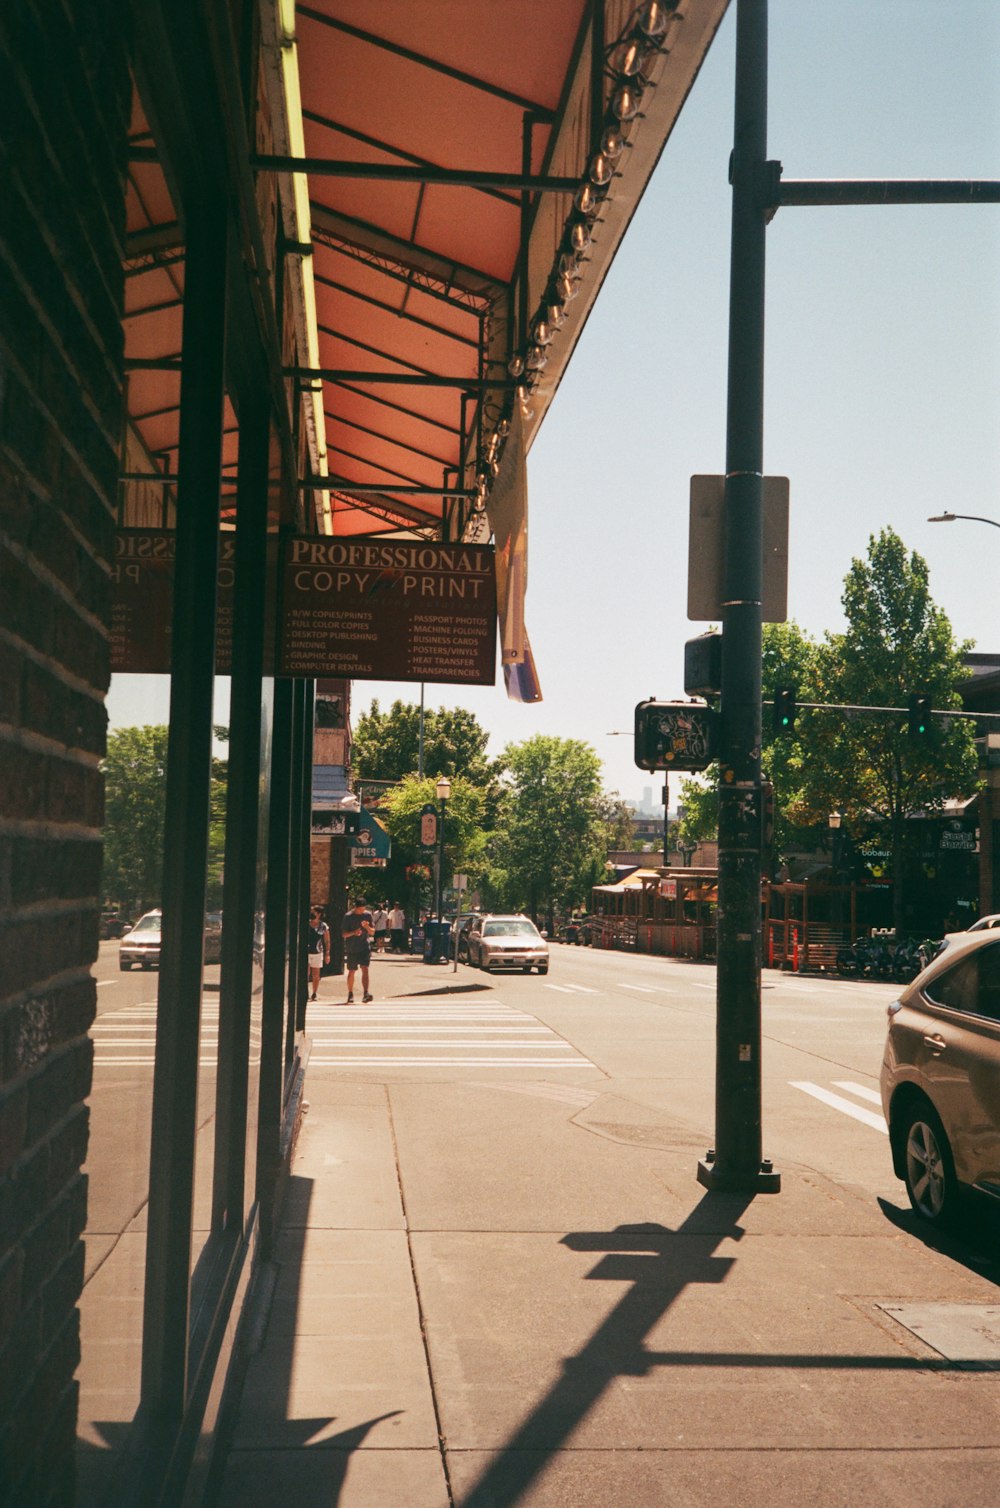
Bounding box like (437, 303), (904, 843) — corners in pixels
(634, 701), (718, 772)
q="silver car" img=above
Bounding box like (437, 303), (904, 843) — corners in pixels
(465, 914), (549, 975)
(119, 909), (162, 970)
(880, 929), (1000, 1225)
(119, 909), (224, 970)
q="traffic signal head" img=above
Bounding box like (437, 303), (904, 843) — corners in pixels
(908, 694), (931, 738)
(772, 686), (797, 735)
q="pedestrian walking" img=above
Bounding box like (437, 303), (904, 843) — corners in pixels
(307, 906), (329, 1001)
(372, 901), (390, 953)
(389, 900), (406, 953)
(342, 896), (374, 1003)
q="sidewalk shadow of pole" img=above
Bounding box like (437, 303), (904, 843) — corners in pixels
(458, 1191), (752, 1508)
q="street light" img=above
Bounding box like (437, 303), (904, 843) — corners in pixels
(828, 810), (846, 925)
(928, 511), (1000, 530)
(435, 775), (451, 925)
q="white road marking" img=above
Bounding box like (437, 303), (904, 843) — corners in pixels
(94, 997), (595, 1071)
(543, 984), (577, 994)
(790, 1081), (888, 1133)
(313, 1040), (573, 1049)
(309, 1058), (590, 1067)
(833, 1080), (883, 1106)
(620, 983), (656, 993)
(95, 979), (118, 988)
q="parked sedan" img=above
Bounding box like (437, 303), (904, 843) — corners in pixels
(465, 914), (549, 974)
(881, 929), (1000, 1226)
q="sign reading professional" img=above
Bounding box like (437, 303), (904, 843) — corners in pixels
(280, 536), (497, 685)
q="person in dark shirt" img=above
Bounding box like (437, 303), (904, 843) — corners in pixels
(342, 896), (374, 1003)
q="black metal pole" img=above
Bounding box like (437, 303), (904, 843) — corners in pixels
(142, 193), (228, 1415)
(257, 674), (294, 1256)
(699, 0), (780, 1195)
(662, 779), (669, 868)
(212, 379), (270, 1233)
(437, 796), (446, 924)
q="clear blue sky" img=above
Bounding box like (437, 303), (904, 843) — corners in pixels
(108, 1), (1000, 807)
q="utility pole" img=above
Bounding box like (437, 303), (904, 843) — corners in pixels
(662, 779), (669, 868)
(699, 0), (779, 1194)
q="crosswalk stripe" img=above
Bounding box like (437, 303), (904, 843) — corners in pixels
(790, 1081), (887, 1133)
(832, 1080), (883, 1106)
(309, 1058), (589, 1067)
(313, 1040), (571, 1048)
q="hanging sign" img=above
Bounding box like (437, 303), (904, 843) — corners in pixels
(350, 808), (392, 868)
(278, 537), (497, 684)
(420, 804), (439, 848)
(110, 530), (497, 687)
(109, 529), (274, 674)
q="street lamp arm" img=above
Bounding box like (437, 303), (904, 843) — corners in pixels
(928, 511), (1000, 529)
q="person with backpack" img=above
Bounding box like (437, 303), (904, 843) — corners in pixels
(342, 896), (374, 1003)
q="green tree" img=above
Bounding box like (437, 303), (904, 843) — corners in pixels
(378, 774), (488, 915)
(791, 529), (979, 930)
(673, 621), (822, 859)
(672, 774), (717, 854)
(488, 735), (609, 926)
(102, 725), (228, 913)
(599, 793), (636, 853)
(352, 699), (493, 785)
(102, 725), (169, 912)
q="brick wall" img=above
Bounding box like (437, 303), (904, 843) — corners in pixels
(0, 5), (130, 1504)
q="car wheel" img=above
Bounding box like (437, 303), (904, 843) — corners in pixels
(119, 959), (131, 971)
(537, 966), (548, 975)
(901, 1102), (959, 1226)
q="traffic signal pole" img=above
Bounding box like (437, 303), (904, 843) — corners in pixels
(699, 0), (780, 1194)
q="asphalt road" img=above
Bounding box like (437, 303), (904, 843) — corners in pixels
(306, 941), (904, 1207)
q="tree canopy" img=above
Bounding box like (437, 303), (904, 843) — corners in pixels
(102, 725), (169, 912)
(377, 774), (488, 911)
(674, 529), (979, 929)
(790, 529), (978, 927)
(487, 734), (611, 923)
(102, 725), (228, 913)
(351, 699), (493, 786)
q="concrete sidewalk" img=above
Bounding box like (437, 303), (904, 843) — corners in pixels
(214, 958), (1000, 1507)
